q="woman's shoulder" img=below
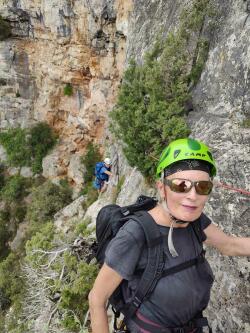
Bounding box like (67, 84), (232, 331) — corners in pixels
(120, 218), (146, 243)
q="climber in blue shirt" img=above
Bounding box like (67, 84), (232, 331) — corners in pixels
(93, 157), (113, 193)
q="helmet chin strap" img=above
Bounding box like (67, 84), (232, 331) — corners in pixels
(162, 182), (189, 258)
(162, 184), (187, 225)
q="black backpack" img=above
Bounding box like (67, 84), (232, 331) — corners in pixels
(90, 195), (207, 331)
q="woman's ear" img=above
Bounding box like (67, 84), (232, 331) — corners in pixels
(156, 180), (165, 201)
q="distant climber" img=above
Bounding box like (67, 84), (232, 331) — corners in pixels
(93, 157), (112, 193)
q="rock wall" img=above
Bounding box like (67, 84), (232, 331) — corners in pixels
(0, 0), (132, 185)
(0, 0), (249, 332)
(190, 1), (250, 331)
(119, 1), (250, 332)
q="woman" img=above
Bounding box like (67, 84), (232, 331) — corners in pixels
(89, 138), (250, 333)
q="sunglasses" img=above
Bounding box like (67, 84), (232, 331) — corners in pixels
(164, 178), (213, 195)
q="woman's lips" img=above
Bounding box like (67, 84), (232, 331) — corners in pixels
(182, 204), (197, 211)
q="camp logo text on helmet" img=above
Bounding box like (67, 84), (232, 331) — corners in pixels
(156, 138), (216, 177)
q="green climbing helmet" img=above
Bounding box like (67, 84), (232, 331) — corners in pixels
(156, 138), (217, 178)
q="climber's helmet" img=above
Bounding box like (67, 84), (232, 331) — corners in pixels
(104, 157), (111, 166)
(156, 138), (216, 180)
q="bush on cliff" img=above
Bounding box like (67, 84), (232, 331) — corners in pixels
(81, 142), (102, 184)
(29, 122), (57, 173)
(0, 122), (57, 173)
(0, 128), (31, 167)
(64, 83), (73, 96)
(0, 253), (24, 312)
(0, 175), (27, 202)
(80, 142), (101, 208)
(110, 0), (214, 178)
(26, 180), (72, 234)
(0, 215), (11, 260)
(25, 221), (98, 332)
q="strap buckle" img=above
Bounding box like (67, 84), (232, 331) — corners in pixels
(176, 329), (185, 333)
(132, 296), (141, 309)
(121, 208), (130, 216)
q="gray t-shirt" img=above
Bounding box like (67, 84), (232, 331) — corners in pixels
(105, 214), (214, 330)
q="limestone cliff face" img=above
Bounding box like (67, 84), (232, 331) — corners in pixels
(0, 0), (132, 185)
(122, 1), (250, 332)
(0, 0), (250, 332)
(190, 2), (250, 331)
(117, 1), (250, 332)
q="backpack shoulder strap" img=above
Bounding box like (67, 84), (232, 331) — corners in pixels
(191, 213), (207, 244)
(124, 210), (164, 319)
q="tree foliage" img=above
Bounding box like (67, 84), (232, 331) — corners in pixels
(29, 122), (57, 173)
(0, 122), (57, 173)
(64, 83), (73, 96)
(0, 175), (27, 202)
(110, 0), (214, 178)
(26, 181), (72, 231)
(58, 253), (98, 331)
(81, 142), (102, 184)
(0, 216), (11, 260)
(0, 253), (24, 305)
(24, 222), (98, 332)
(0, 128), (31, 167)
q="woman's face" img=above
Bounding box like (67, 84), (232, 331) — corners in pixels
(159, 169), (211, 222)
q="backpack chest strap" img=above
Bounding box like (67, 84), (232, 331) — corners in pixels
(161, 250), (205, 278)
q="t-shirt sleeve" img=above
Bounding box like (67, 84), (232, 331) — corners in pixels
(100, 166), (106, 173)
(200, 213), (212, 230)
(104, 219), (145, 280)
(100, 167), (107, 176)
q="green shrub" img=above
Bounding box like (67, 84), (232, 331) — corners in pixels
(111, 175), (125, 203)
(25, 222), (55, 266)
(64, 83), (73, 96)
(26, 181), (72, 233)
(0, 253), (26, 333)
(0, 15), (11, 41)
(80, 143), (102, 209)
(0, 253), (24, 304)
(81, 184), (98, 210)
(81, 142), (102, 184)
(29, 122), (57, 173)
(74, 218), (92, 237)
(4, 322), (29, 333)
(188, 39), (210, 86)
(110, 0), (214, 179)
(11, 204), (27, 224)
(0, 164), (5, 189)
(0, 128), (31, 167)
(0, 210), (9, 223)
(0, 313), (6, 332)
(0, 123), (57, 173)
(241, 118), (250, 128)
(59, 178), (73, 199)
(1, 175), (27, 202)
(58, 253), (98, 331)
(0, 217), (11, 260)
(0, 201), (28, 260)
(25, 225), (98, 332)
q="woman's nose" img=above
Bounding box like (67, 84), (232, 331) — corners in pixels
(186, 185), (198, 200)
